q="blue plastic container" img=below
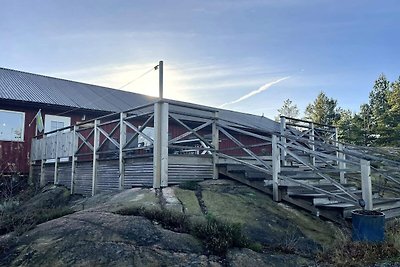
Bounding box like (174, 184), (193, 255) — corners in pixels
(352, 210), (385, 242)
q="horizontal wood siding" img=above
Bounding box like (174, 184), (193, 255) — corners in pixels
(168, 155), (213, 184)
(74, 162), (93, 195)
(96, 160), (120, 193)
(124, 158), (153, 188)
(57, 162), (72, 189)
(43, 164), (55, 185)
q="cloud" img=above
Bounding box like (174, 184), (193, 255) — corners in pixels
(219, 76), (290, 108)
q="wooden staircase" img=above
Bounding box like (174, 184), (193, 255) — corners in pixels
(218, 160), (400, 222)
(213, 116), (400, 223)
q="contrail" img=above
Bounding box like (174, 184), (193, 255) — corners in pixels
(219, 76), (290, 108)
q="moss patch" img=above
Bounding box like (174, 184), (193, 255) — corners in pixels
(200, 181), (339, 248)
(174, 188), (203, 217)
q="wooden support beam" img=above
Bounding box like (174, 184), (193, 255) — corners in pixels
(280, 116), (287, 166)
(70, 126), (77, 194)
(309, 122), (316, 166)
(338, 143), (347, 184)
(218, 127), (272, 171)
(119, 113), (126, 190)
(92, 119), (99, 196)
(272, 135), (281, 201)
(40, 159), (45, 187)
(153, 102), (169, 188)
(361, 159), (373, 210)
(28, 161), (34, 186)
(54, 131), (60, 185)
(212, 112), (219, 179)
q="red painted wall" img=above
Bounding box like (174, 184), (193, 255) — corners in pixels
(0, 103), (100, 174)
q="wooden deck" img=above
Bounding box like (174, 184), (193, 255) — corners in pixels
(29, 102), (400, 222)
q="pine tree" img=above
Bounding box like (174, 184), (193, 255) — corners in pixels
(276, 99), (300, 121)
(369, 74), (392, 145)
(304, 92), (339, 125)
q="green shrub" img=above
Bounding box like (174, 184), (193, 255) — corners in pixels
(191, 214), (249, 255)
(0, 207), (74, 236)
(115, 207), (251, 255)
(116, 206), (190, 232)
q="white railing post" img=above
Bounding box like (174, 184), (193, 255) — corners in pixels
(212, 112), (219, 179)
(310, 122), (316, 166)
(280, 116), (287, 166)
(338, 143), (347, 184)
(92, 119), (99, 196)
(335, 127), (340, 166)
(70, 126), (77, 194)
(153, 102), (169, 188)
(119, 112), (127, 190)
(54, 131), (60, 185)
(40, 135), (46, 187)
(272, 135), (281, 202)
(361, 159), (373, 210)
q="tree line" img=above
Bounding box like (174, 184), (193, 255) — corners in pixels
(276, 74), (400, 146)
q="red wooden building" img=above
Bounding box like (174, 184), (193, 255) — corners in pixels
(0, 67), (279, 178)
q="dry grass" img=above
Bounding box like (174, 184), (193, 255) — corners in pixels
(317, 219), (400, 266)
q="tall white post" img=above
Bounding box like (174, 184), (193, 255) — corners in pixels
(159, 60), (163, 99)
(119, 113), (127, 190)
(361, 159), (373, 210)
(40, 135), (46, 187)
(212, 112), (219, 179)
(92, 119), (99, 196)
(70, 126), (77, 194)
(54, 131), (59, 184)
(153, 102), (169, 188)
(280, 116), (287, 166)
(272, 135), (281, 202)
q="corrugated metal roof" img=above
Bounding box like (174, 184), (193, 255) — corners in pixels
(0, 67), (154, 112)
(0, 67), (280, 133)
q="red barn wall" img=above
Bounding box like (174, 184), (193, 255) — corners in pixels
(0, 103), (100, 174)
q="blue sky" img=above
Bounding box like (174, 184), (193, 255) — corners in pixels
(1, 0), (399, 119)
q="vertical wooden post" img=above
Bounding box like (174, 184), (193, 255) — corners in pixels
(212, 112), (219, 179)
(279, 116), (287, 166)
(272, 135), (281, 202)
(160, 103), (169, 187)
(310, 122), (316, 166)
(70, 126), (77, 194)
(159, 60), (163, 99)
(153, 102), (169, 188)
(28, 138), (35, 185)
(338, 143), (347, 184)
(54, 131), (60, 185)
(28, 161), (34, 186)
(361, 159), (373, 210)
(335, 127), (340, 166)
(40, 136), (46, 187)
(119, 112), (127, 190)
(40, 159), (45, 187)
(92, 119), (99, 196)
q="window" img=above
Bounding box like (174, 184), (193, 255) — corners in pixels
(44, 115), (71, 133)
(0, 110), (25, 141)
(138, 126), (154, 147)
(50, 121), (65, 131)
